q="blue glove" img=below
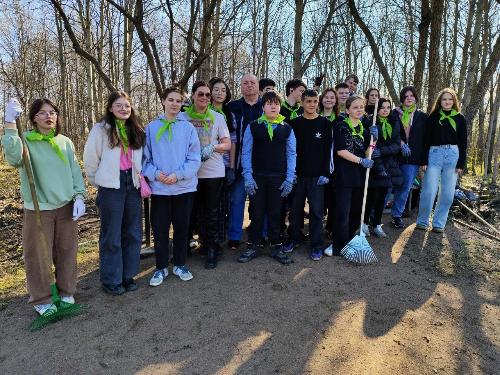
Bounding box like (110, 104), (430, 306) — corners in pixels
(279, 179), (294, 197)
(369, 125), (378, 141)
(359, 158), (374, 169)
(371, 148), (381, 158)
(317, 176), (329, 186)
(201, 144), (215, 161)
(401, 143), (411, 157)
(244, 176), (258, 195)
(226, 168), (236, 186)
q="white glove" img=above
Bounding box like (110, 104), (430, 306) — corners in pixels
(5, 98), (22, 123)
(72, 198), (86, 221)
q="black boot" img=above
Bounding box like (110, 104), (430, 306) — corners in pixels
(205, 248), (218, 269)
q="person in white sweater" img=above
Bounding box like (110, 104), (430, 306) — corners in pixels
(83, 91), (145, 295)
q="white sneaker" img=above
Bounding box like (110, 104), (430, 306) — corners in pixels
(149, 268), (168, 286)
(173, 265), (193, 281)
(323, 244), (333, 257)
(34, 303), (57, 316)
(61, 295), (75, 304)
(373, 225), (387, 238)
(361, 223), (371, 236)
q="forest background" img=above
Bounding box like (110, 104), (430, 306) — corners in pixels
(0, 0), (499, 181)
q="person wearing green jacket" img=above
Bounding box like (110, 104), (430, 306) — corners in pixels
(1, 98), (86, 318)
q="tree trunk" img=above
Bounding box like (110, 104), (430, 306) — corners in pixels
(484, 77), (500, 175)
(122, 0), (135, 93)
(260, 0), (271, 77)
(457, 0), (477, 99)
(426, 0), (445, 112)
(292, 0), (305, 78)
(413, 0), (430, 99)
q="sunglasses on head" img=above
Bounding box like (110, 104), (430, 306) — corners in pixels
(197, 92), (211, 98)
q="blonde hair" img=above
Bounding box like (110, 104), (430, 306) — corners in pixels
(430, 88), (460, 114)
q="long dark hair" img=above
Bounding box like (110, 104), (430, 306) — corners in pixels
(209, 77), (236, 131)
(28, 98), (62, 135)
(318, 88), (339, 117)
(101, 91), (145, 149)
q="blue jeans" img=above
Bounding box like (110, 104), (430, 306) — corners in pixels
(97, 170), (143, 286)
(228, 175), (247, 241)
(391, 164), (419, 218)
(417, 145), (459, 229)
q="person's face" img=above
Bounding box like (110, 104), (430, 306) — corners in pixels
(263, 100), (281, 119)
(110, 97), (132, 121)
(290, 86), (305, 102)
(346, 78), (358, 92)
(34, 103), (58, 132)
(193, 86), (211, 110)
(241, 75), (258, 97)
(337, 88), (350, 105)
(211, 82), (227, 104)
(378, 101), (391, 118)
(302, 96), (319, 115)
(261, 85), (275, 94)
(440, 92), (454, 111)
(162, 92), (183, 116)
(403, 91), (416, 107)
(322, 91), (336, 110)
(346, 99), (365, 120)
(368, 90), (379, 105)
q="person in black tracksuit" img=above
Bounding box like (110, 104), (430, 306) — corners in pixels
(361, 98), (403, 238)
(284, 90), (331, 261)
(324, 95), (376, 256)
(391, 86), (428, 228)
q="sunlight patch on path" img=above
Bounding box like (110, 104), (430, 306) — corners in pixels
(391, 225), (427, 263)
(135, 360), (188, 375)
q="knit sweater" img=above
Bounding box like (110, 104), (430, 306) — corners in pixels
(2, 128), (86, 210)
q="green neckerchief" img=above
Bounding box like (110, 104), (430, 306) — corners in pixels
(156, 118), (176, 142)
(439, 109), (459, 131)
(258, 114), (285, 141)
(321, 111), (336, 122)
(401, 104), (416, 128)
(115, 119), (129, 152)
(184, 104), (215, 131)
(281, 100), (300, 120)
(379, 116), (392, 140)
(209, 104), (227, 122)
(25, 128), (68, 164)
(343, 117), (364, 140)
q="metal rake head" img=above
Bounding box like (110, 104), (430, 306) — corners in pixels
(341, 234), (378, 264)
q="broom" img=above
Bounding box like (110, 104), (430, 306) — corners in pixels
(340, 101), (379, 264)
(14, 117), (85, 331)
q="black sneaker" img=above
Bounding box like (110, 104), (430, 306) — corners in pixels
(102, 283), (126, 295)
(238, 246), (259, 263)
(270, 244), (292, 265)
(123, 278), (138, 292)
(392, 217), (404, 228)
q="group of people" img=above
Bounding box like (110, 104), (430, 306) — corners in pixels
(1, 73), (468, 318)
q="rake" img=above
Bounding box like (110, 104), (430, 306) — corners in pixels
(15, 118), (85, 331)
(341, 102), (379, 264)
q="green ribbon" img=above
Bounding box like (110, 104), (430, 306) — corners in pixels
(209, 104), (227, 122)
(156, 118), (176, 142)
(25, 128), (68, 164)
(401, 104), (416, 128)
(439, 109), (459, 131)
(115, 119), (129, 152)
(281, 101), (300, 120)
(258, 114), (285, 141)
(343, 118), (364, 140)
(184, 104), (215, 131)
(321, 111), (336, 122)
(379, 116), (392, 140)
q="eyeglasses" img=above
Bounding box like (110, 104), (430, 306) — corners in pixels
(196, 92), (211, 98)
(113, 103), (131, 110)
(36, 111), (58, 118)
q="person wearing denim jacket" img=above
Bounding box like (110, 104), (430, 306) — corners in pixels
(143, 87), (201, 285)
(416, 88), (467, 232)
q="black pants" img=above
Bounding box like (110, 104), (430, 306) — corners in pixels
(249, 175), (283, 245)
(364, 187), (389, 226)
(325, 178), (336, 234)
(333, 186), (363, 252)
(191, 177), (224, 248)
(289, 177), (324, 249)
(151, 193), (194, 268)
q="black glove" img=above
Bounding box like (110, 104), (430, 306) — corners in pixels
(314, 74), (325, 87)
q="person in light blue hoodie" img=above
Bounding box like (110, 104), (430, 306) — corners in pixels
(142, 86), (201, 285)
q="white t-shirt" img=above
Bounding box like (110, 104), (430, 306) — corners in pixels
(178, 110), (229, 178)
